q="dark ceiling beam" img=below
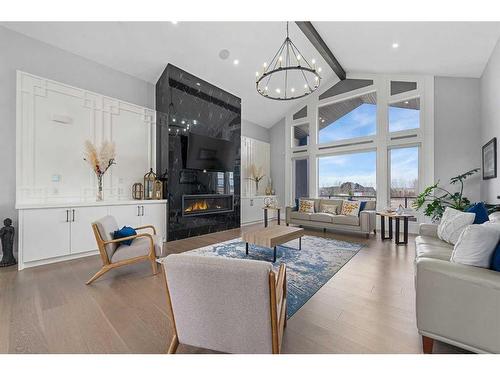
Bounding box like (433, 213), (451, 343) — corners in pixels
(295, 21), (346, 81)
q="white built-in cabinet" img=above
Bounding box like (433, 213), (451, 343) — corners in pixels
(240, 196), (276, 225)
(16, 71), (164, 270)
(18, 201), (167, 270)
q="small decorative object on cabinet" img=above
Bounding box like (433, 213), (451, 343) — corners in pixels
(264, 196), (273, 207)
(132, 183), (144, 200)
(0, 218), (16, 267)
(154, 180), (163, 200)
(144, 168), (157, 200)
(83, 140), (116, 201)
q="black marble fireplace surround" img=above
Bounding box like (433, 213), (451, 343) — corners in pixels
(156, 64), (241, 241)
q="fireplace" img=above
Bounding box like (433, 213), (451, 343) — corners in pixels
(182, 194), (234, 217)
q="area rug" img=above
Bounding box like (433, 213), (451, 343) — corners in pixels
(187, 235), (363, 317)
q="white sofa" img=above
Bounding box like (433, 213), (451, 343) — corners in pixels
(415, 223), (500, 353)
(286, 198), (377, 237)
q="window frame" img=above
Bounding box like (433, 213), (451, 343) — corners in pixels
(387, 144), (422, 209)
(387, 94), (421, 135)
(316, 88), (378, 148)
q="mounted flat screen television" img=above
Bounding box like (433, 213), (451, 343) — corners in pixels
(186, 132), (235, 172)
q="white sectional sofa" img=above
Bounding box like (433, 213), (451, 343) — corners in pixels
(415, 223), (500, 353)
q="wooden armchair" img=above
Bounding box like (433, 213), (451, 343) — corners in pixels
(159, 254), (287, 354)
(86, 215), (163, 285)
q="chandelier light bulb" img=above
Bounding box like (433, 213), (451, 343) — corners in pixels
(297, 55), (301, 60)
(263, 62), (267, 68)
(172, 118), (176, 122)
(304, 84), (308, 88)
(291, 88), (295, 93)
(265, 86), (268, 91)
(193, 120), (197, 124)
(256, 71), (259, 77)
(318, 67), (322, 72)
(311, 59), (316, 65)
(275, 88), (281, 93)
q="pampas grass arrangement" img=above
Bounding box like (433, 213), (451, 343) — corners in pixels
(247, 163), (265, 195)
(83, 140), (116, 201)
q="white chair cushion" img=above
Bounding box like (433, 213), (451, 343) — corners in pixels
(111, 234), (163, 263)
(451, 223), (500, 268)
(437, 207), (475, 245)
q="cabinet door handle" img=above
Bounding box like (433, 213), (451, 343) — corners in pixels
(141, 206), (145, 216)
(72, 209), (75, 222)
(137, 206), (141, 216)
(66, 209), (70, 222)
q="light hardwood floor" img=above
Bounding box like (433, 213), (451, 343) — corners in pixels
(0, 222), (466, 354)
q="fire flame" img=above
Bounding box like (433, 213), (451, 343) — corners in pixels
(185, 200), (209, 212)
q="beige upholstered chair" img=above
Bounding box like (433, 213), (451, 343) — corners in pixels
(86, 215), (164, 285)
(159, 254), (287, 354)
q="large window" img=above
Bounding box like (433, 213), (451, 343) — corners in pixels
(318, 151), (376, 199)
(318, 93), (377, 144)
(389, 98), (420, 132)
(389, 147), (419, 208)
(293, 159), (309, 200)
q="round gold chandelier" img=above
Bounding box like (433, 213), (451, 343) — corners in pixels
(256, 22), (321, 101)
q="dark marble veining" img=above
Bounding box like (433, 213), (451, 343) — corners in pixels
(156, 64), (241, 241)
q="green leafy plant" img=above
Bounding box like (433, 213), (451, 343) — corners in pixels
(412, 168), (480, 221)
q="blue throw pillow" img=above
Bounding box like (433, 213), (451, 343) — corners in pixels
(491, 243), (500, 272)
(113, 226), (137, 246)
(466, 202), (489, 224)
(295, 198), (299, 211)
(358, 201), (367, 216)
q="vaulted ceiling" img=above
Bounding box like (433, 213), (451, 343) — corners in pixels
(3, 21), (500, 128)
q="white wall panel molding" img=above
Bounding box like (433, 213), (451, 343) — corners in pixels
(16, 71), (156, 204)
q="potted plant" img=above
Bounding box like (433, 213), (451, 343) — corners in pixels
(412, 168), (479, 222)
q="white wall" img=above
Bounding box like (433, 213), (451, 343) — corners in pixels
(241, 119), (270, 143)
(480, 38), (500, 203)
(434, 76), (481, 203)
(0, 26), (154, 251)
(269, 118), (286, 206)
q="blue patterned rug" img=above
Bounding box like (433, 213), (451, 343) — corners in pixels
(187, 235), (363, 317)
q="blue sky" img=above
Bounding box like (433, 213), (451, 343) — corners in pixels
(317, 103), (419, 189)
(388, 106), (420, 132)
(319, 103), (376, 143)
(319, 151), (377, 188)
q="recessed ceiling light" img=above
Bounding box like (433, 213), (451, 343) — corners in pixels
(219, 49), (230, 60)
(171, 21), (178, 25)
(181, 120), (185, 124)
(193, 120), (197, 124)
(404, 100), (409, 104)
(196, 82), (201, 86)
(233, 59), (239, 65)
(392, 42), (399, 49)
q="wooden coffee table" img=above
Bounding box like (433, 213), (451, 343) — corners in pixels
(242, 225), (304, 263)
